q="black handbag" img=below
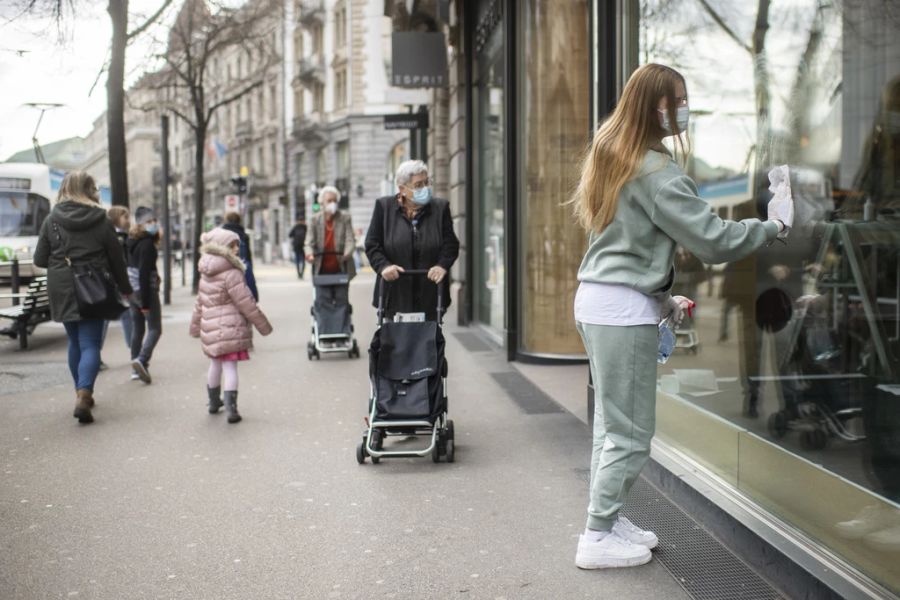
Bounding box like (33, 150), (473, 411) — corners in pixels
(53, 220), (128, 319)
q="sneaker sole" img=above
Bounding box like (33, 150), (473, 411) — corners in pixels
(131, 360), (152, 384)
(575, 553), (652, 569)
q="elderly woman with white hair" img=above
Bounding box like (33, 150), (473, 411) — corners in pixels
(365, 160), (460, 320)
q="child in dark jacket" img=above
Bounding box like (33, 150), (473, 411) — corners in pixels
(127, 206), (162, 383)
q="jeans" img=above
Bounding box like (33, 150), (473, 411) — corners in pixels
(120, 309), (134, 348)
(131, 290), (162, 366)
(63, 319), (106, 392)
(577, 321), (658, 531)
(294, 248), (306, 278)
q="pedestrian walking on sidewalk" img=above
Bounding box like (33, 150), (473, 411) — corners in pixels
(222, 212), (259, 301)
(569, 63), (793, 570)
(106, 206), (134, 348)
(127, 206), (163, 384)
(33, 172), (133, 424)
(288, 218), (308, 279)
(189, 228), (273, 424)
(365, 160), (459, 321)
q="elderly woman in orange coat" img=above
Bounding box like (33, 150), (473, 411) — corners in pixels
(190, 227), (272, 424)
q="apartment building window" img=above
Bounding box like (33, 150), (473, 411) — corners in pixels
(335, 68), (347, 109)
(294, 89), (304, 117)
(335, 4), (347, 49)
(313, 82), (324, 113)
(270, 84), (277, 119)
(312, 23), (324, 55)
(271, 142), (278, 174)
(257, 146), (264, 175)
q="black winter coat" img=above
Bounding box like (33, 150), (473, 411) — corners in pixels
(365, 195), (459, 319)
(33, 200), (132, 322)
(127, 232), (160, 310)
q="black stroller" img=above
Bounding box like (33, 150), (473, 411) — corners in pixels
(356, 271), (455, 464)
(307, 251), (360, 360)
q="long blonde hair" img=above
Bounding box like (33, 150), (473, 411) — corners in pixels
(57, 171), (100, 205)
(571, 64), (689, 232)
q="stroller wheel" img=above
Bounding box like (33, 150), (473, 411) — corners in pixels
(445, 439), (455, 463)
(307, 343), (315, 361)
(432, 441), (442, 463)
(767, 412), (788, 439)
(356, 443), (366, 464)
(801, 429), (828, 451)
(446, 419), (455, 441)
(351, 340), (360, 358)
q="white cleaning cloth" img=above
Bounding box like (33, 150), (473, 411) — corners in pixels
(767, 165), (794, 239)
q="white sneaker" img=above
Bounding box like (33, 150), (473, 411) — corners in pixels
(864, 525), (900, 552)
(613, 516), (659, 549)
(835, 505), (900, 540)
(575, 532), (652, 569)
(130, 371), (140, 381)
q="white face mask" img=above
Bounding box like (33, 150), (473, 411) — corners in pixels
(325, 202), (338, 215)
(659, 106), (690, 134)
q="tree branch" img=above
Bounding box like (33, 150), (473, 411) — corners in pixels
(127, 0), (175, 41)
(696, 0), (752, 54)
(206, 78), (264, 123)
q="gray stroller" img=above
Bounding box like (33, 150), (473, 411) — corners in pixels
(307, 251), (360, 360)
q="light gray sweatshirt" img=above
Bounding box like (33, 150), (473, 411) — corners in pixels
(577, 149), (779, 298)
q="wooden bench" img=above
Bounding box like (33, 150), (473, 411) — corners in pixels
(0, 277), (51, 350)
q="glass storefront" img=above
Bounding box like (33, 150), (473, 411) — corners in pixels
(473, 3), (506, 337)
(627, 0), (900, 593)
(517, 0), (590, 355)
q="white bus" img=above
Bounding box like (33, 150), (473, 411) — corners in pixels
(0, 162), (63, 278)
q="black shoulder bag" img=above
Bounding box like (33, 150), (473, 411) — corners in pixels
(52, 220), (128, 320)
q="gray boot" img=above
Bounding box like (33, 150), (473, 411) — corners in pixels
(223, 390), (241, 424)
(207, 386), (223, 414)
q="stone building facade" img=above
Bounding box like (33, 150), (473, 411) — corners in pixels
(287, 0), (429, 240)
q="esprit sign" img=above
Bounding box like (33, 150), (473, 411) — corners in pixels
(391, 32), (448, 88)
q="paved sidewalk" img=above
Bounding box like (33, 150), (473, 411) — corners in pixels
(1, 267), (690, 600)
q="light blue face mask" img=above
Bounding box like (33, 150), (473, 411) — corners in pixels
(412, 186), (432, 206)
(145, 223), (159, 236)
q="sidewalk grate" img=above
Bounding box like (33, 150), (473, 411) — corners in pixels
(490, 371), (565, 414)
(575, 469), (784, 600)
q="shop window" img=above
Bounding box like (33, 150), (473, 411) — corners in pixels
(631, 1), (900, 593)
(518, 0), (590, 355)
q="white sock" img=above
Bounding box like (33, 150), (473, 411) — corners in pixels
(584, 528), (609, 542)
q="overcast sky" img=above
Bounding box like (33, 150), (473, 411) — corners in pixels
(0, 1), (167, 160)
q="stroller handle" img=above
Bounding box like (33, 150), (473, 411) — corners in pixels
(376, 269), (445, 325)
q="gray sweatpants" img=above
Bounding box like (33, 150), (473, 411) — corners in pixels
(576, 322), (658, 531)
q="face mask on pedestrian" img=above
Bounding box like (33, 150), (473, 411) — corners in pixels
(659, 105), (689, 135)
(411, 186), (432, 206)
(144, 223), (159, 236)
(325, 202), (338, 215)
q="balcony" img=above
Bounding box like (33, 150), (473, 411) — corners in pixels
(292, 115), (327, 146)
(297, 1), (324, 28)
(295, 56), (325, 87)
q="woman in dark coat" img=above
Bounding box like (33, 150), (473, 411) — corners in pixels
(33, 172), (132, 424)
(365, 160), (460, 320)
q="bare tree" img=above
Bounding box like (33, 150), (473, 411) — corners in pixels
(12, 0), (173, 206)
(144, 0), (280, 293)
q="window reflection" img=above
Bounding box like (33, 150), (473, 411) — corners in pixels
(638, 0), (900, 590)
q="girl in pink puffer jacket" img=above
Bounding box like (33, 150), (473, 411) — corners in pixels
(189, 228), (273, 423)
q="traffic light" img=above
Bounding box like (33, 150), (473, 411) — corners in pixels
(230, 175), (247, 194)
